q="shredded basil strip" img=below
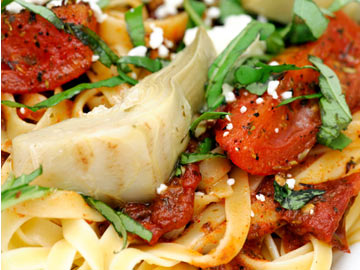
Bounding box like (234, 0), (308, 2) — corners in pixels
(180, 153), (226, 165)
(197, 137), (215, 154)
(289, 0), (329, 44)
(309, 56), (352, 150)
(116, 211), (153, 242)
(184, 0), (209, 29)
(1, 76), (126, 112)
(190, 112), (230, 137)
(274, 180), (325, 210)
(1, 166), (53, 211)
(206, 21), (275, 110)
(328, 0), (360, 12)
(125, 5), (146, 47)
(219, 0), (245, 23)
(278, 93), (323, 106)
(83, 196), (128, 248)
(118, 56), (165, 73)
(186, 0), (206, 28)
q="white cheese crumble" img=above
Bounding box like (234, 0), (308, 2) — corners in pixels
(235, 147), (239, 151)
(227, 178), (235, 186)
(154, 0), (183, 19)
(149, 26), (164, 49)
(281, 91), (293, 100)
(158, 44), (170, 58)
(128, 46), (147, 57)
(207, 7), (220, 19)
(256, 193), (266, 202)
(267, 80), (280, 99)
(269, 61), (279, 66)
(222, 83), (236, 103)
(274, 128), (279, 133)
(243, 91), (249, 96)
(81, 0), (108, 23)
(195, 191), (205, 196)
(130, 72), (137, 79)
(257, 15), (268, 23)
(309, 209), (315, 215)
(240, 106), (247, 113)
(156, 184), (168, 194)
(287, 173), (292, 178)
(6, 0), (49, 13)
(164, 39), (174, 48)
(250, 210), (255, 217)
(225, 115), (231, 121)
(19, 107), (26, 114)
(204, 0), (215, 5)
(92, 55), (100, 62)
(256, 97), (264, 104)
(226, 123), (233, 130)
(286, 178), (296, 189)
(223, 131), (230, 137)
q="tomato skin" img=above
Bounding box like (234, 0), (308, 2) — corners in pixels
(1, 4), (97, 94)
(215, 12), (360, 175)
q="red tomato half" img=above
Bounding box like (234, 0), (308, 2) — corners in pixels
(1, 4), (97, 94)
(215, 12), (360, 175)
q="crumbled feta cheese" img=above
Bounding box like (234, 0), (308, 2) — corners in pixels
(243, 91), (249, 96)
(154, 0), (183, 19)
(170, 53), (177, 61)
(149, 26), (164, 49)
(204, 0), (215, 4)
(267, 80), (280, 99)
(164, 39), (174, 48)
(256, 97), (264, 104)
(240, 106), (247, 113)
(286, 178), (296, 189)
(269, 61), (279, 66)
(130, 72), (137, 79)
(250, 210), (255, 217)
(158, 44), (170, 58)
(128, 46), (147, 57)
(227, 178), (235, 186)
(274, 128), (279, 133)
(256, 193), (266, 202)
(19, 107), (26, 114)
(226, 123), (233, 130)
(281, 91), (293, 100)
(81, 0), (108, 23)
(195, 191), (205, 196)
(223, 131), (230, 137)
(92, 55), (100, 62)
(309, 209), (314, 215)
(222, 83), (236, 103)
(287, 173), (292, 178)
(207, 7), (220, 19)
(225, 115), (231, 121)
(257, 15), (268, 23)
(156, 184), (168, 194)
(235, 147), (239, 151)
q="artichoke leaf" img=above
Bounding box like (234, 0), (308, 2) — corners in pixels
(11, 28), (216, 204)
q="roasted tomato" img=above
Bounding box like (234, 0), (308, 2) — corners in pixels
(1, 4), (97, 94)
(215, 12), (360, 175)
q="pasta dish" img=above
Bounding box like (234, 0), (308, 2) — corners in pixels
(1, 0), (360, 269)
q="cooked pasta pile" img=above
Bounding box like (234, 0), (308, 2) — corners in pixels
(1, 0), (360, 270)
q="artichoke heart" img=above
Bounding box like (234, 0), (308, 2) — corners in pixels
(11, 28), (216, 204)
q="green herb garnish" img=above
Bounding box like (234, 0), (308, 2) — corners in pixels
(186, 0), (207, 28)
(118, 56), (167, 73)
(197, 137), (215, 154)
(219, 0), (245, 24)
(328, 0), (360, 12)
(180, 152), (226, 165)
(273, 180), (325, 210)
(1, 166), (53, 211)
(125, 5), (146, 47)
(277, 93), (323, 106)
(190, 112), (230, 137)
(309, 56), (352, 150)
(205, 21), (275, 110)
(184, 0), (209, 29)
(1, 76), (126, 112)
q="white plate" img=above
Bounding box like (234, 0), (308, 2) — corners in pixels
(332, 242), (360, 270)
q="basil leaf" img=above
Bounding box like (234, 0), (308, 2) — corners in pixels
(184, 0), (209, 29)
(274, 180), (325, 210)
(289, 0), (329, 44)
(1, 76), (125, 112)
(186, 0), (206, 28)
(205, 21), (275, 110)
(277, 93), (323, 106)
(97, 0), (110, 9)
(116, 211), (152, 242)
(197, 137), (215, 154)
(116, 67), (138, 85)
(125, 5), (146, 47)
(2, 185), (52, 211)
(180, 153), (226, 165)
(266, 31), (285, 54)
(190, 112), (230, 137)
(66, 24), (119, 68)
(309, 56), (352, 150)
(326, 132), (353, 150)
(15, 0), (64, 30)
(328, 0), (360, 12)
(2, 166), (43, 191)
(219, 0), (245, 24)
(118, 56), (164, 73)
(83, 196), (128, 248)
(244, 82), (268, 95)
